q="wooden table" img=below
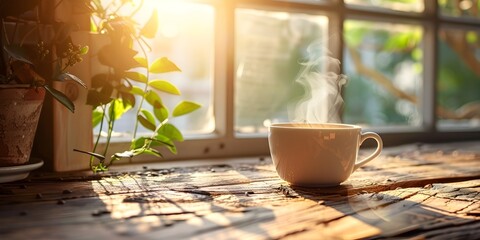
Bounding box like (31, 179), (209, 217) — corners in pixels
(0, 141), (479, 239)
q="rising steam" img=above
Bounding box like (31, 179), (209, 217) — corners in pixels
(289, 41), (347, 123)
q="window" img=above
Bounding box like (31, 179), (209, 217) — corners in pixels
(55, 0), (480, 171)
(92, 1), (216, 138)
(437, 26), (480, 130)
(235, 8), (329, 134)
(343, 20), (423, 127)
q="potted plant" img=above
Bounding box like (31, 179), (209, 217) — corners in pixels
(0, 0), (87, 167)
(75, 0), (201, 172)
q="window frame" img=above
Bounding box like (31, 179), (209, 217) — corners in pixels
(53, 0), (480, 171)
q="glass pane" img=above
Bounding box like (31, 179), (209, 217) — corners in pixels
(437, 28), (480, 129)
(93, 1), (215, 140)
(343, 20), (423, 127)
(439, 0), (480, 18)
(235, 8), (330, 134)
(345, 0), (424, 13)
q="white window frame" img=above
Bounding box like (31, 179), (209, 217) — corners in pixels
(53, 0), (480, 171)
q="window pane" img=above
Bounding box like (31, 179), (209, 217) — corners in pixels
(275, 0), (334, 4)
(235, 8), (329, 134)
(343, 20), (423, 127)
(439, 0), (480, 18)
(437, 28), (480, 129)
(345, 0), (424, 12)
(94, 1), (215, 140)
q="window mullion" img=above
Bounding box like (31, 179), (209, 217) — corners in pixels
(225, 1), (236, 139)
(422, 1), (438, 132)
(213, 1), (230, 138)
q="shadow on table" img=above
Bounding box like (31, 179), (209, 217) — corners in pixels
(88, 168), (277, 239)
(289, 184), (479, 239)
(0, 174), (123, 239)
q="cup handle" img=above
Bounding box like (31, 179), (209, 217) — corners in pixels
(353, 132), (383, 172)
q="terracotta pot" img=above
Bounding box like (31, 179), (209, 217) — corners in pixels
(0, 85), (45, 167)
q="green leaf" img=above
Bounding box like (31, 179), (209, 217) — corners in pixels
(129, 139), (163, 158)
(151, 134), (175, 147)
(44, 85), (75, 113)
(124, 71), (147, 83)
(154, 134), (177, 154)
(140, 9), (158, 38)
(131, 137), (148, 149)
(149, 57), (181, 73)
(120, 92), (136, 108)
(130, 86), (145, 96)
(99, 82), (114, 97)
(153, 103), (169, 122)
(172, 101), (201, 117)
(3, 45), (33, 65)
(137, 115), (156, 131)
(149, 80), (181, 95)
(80, 46), (89, 55)
(157, 123), (183, 142)
(86, 90), (112, 107)
(91, 73), (109, 88)
(109, 99), (132, 120)
(134, 57), (148, 68)
(140, 148), (163, 157)
(141, 109), (156, 125)
(132, 136), (175, 154)
(55, 73), (87, 88)
(145, 90), (163, 106)
(98, 43), (139, 71)
(138, 109), (156, 131)
(92, 108), (104, 128)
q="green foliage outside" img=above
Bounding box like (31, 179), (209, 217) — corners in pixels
(342, 10), (480, 126)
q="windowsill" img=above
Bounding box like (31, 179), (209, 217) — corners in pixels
(81, 139), (480, 174)
(107, 155), (269, 173)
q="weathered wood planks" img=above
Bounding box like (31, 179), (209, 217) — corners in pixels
(0, 142), (478, 239)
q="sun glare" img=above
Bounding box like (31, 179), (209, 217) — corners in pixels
(93, 0), (215, 136)
(135, 0), (212, 38)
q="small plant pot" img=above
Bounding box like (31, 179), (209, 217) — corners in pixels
(0, 85), (45, 167)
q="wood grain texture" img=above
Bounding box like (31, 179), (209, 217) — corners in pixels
(0, 142), (479, 239)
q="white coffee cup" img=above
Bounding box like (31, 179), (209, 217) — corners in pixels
(268, 123), (383, 186)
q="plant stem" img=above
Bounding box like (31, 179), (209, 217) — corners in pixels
(132, 36), (150, 139)
(90, 106), (106, 169)
(103, 100), (116, 157)
(146, 118), (168, 149)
